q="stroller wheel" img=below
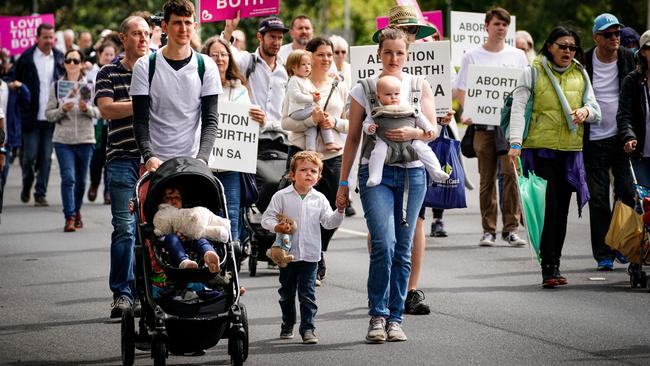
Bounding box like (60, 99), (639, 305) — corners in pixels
(241, 303), (249, 361)
(249, 255), (257, 277)
(121, 308), (135, 366)
(229, 329), (245, 366)
(152, 336), (167, 366)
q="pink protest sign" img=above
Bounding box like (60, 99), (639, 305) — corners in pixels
(376, 10), (444, 38)
(199, 0), (279, 23)
(0, 14), (55, 56)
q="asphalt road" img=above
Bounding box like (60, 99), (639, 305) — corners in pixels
(1, 154), (649, 366)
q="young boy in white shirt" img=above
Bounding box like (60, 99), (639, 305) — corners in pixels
(261, 151), (344, 345)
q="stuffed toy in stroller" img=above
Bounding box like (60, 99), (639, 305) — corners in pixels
(153, 203), (231, 243)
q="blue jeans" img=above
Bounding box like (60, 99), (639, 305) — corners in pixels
(278, 261), (318, 336)
(359, 164), (426, 323)
(215, 171), (240, 241)
(106, 158), (140, 302)
(163, 234), (214, 266)
(21, 122), (54, 198)
(54, 143), (94, 218)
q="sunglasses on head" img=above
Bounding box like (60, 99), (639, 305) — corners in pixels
(64, 58), (81, 65)
(334, 50), (346, 55)
(554, 42), (577, 52)
(599, 30), (621, 39)
(401, 26), (419, 35)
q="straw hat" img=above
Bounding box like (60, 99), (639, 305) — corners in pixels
(372, 5), (438, 43)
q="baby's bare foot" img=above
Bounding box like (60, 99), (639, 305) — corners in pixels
(204, 251), (220, 273)
(179, 259), (198, 269)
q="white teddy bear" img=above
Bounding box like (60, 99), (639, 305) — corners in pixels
(153, 203), (231, 243)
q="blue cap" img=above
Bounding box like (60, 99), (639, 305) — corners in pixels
(621, 27), (640, 47)
(593, 13), (624, 33)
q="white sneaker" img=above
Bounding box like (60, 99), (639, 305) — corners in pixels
(478, 232), (496, 247)
(386, 321), (408, 342)
(366, 316), (387, 343)
(503, 232), (527, 246)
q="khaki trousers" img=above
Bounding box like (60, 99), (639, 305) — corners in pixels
(473, 130), (520, 234)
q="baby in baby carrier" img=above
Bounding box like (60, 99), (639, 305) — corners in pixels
(362, 75), (449, 187)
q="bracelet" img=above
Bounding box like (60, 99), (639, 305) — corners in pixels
(339, 180), (349, 187)
(510, 144), (521, 150)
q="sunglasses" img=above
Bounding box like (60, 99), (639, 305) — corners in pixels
(599, 30), (621, 39)
(334, 50), (347, 55)
(64, 58), (81, 65)
(554, 42), (577, 52)
(401, 26), (419, 35)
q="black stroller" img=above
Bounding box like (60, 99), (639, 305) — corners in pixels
(241, 138), (288, 276)
(121, 157), (248, 366)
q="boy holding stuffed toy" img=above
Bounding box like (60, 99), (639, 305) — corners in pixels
(261, 151), (344, 344)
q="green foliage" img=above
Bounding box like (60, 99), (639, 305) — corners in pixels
(1, 0), (646, 50)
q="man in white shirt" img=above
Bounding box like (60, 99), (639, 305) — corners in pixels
(278, 16), (314, 62)
(131, 0), (221, 172)
(14, 23), (64, 206)
(225, 16), (289, 141)
(456, 7), (528, 247)
(583, 13), (636, 270)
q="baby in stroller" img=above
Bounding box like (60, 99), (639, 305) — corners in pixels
(155, 184), (222, 272)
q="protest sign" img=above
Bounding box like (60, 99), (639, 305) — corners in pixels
(208, 101), (259, 173)
(350, 41), (451, 117)
(199, 0), (279, 23)
(377, 10), (444, 38)
(462, 65), (523, 126)
(57, 80), (94, 106)
(450, 11), (516, 67)
(0, 14), (55, 56)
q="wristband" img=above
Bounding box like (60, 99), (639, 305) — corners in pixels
(339, 180), (349, 187)
(510, 144), (521, 150)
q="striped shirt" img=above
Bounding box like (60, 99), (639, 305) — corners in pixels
(94, 58), (140, 162)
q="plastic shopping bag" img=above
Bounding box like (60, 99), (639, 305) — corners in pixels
(515, 157), (547, 261)
(423, 127), (467, 209)
(605, 200), (644, 263)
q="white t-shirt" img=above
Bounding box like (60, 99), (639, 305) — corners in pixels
(349, 73), (423, 168)
(130, 48), (222, 162)
(455, 44), (528, 91)
(590, 53), (619, 141)
(278, 43), (296, 64)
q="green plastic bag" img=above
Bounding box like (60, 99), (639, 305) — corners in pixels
(515, 157), (547, 261)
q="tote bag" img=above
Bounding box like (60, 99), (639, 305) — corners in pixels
(423, 127), (467, 209)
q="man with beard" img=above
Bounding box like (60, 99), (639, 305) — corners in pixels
(227, 16), (289, 140)
(278, 16), (313, 62)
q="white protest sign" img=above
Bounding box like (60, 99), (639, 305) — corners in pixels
(463, 65), (523, 126)
(208, 101), (259, 173)
(450, 11), (516, 67)
(350, 41), (451, 117)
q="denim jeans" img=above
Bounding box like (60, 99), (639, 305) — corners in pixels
(54, 143), (94, 218)
(359, 164), (426, 323)
(584, 137), (636, 261)
(163, 234), (214, 266)
(278, 261), (318, 336)
(215, 171), (240, 241)
(106, 158), (140, 302)
(21, 122), (54, 198)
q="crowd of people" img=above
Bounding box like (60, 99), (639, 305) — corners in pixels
(1, 0), (648, 346)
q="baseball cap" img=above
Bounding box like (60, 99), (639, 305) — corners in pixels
(593, 13), (624, 33)
(258, 17), (289, 34)
(640, 30), (650, 49)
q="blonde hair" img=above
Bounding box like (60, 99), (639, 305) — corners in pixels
(377, 26), (410, 52)
(285, 49), (311, 77)
(289, 151), (323, 177)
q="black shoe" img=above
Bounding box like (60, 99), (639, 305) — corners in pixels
(429, 220), (447, 237)
(20, 187), (30, 203)
(404, 289), (431, 315)
(110, 295), (132, 319)
(345, 202), (356, 217)
(34, 196), (49, 207)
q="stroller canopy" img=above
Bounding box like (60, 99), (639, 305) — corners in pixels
(144, 157), (224, 221)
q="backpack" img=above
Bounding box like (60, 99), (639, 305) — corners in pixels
(245, 54), (258, 80)
(358, 76), (424, 164)
(500, 66), (536, 141)
(147, 50), (205, 90)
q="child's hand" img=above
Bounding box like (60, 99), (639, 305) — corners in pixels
(275, 222), (292, 234)
(312, 91), (321, 102)
(367, 123), (378, 134)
